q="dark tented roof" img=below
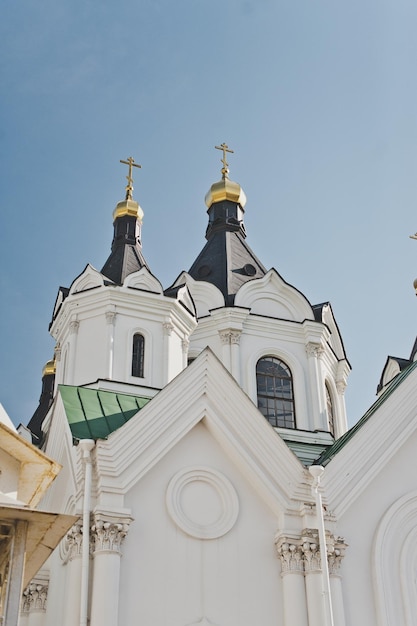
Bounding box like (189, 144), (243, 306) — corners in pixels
(188, 230), (267, 305)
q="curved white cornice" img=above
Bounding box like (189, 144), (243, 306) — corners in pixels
(123, 267), (163, 293)
(234, 269), (314, 322)
(69, 264), (105, 295)
(170, 272), (225, 318)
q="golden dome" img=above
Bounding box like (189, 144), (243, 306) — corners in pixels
(42, 358), (56, 377)
(113, 198), (144, 222)
(205, 177), (247, 208)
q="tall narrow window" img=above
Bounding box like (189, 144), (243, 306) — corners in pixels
(256, 356), (296, 428)
(325, 384), (335, 435)
(132, 334), (145, 378)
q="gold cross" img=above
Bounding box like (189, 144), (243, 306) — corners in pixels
(215, 143), (234, 179)
(120, 156), (142, 200)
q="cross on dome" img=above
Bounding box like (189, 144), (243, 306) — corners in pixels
(120, 156), (141, 200)
(215, 143), (234, 180)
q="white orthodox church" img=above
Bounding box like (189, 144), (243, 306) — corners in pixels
(19, 146), (417, 626)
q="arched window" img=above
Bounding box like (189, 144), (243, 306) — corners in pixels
(256, 356), (296, 429)
(132, 334), (145, 378)
(325, 384), (335, 435)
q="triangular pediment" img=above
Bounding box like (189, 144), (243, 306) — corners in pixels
(94, 349), (307, 515)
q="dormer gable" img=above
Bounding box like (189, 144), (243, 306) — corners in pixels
(234, 268), (314, 322)
(69, 264), (106, 295)
(124, 266), (163, 293)
(170, 271), (225, 318)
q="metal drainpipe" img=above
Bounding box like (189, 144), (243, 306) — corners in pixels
(309, 465), (335, 626)
(79, 439), (95, 626)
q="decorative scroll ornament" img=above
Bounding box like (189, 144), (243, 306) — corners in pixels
(69, 319), (80, 334)
(336, 380), (347, 395)
(63, 523), (84, 561)
(163, 321), (175, 336)
(105, 310), (117, 325)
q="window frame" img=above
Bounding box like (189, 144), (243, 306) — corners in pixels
(256, 355), (296, 429)
(131, 333), (145, 378)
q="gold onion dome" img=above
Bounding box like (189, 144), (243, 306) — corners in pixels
(205, 142), (247, 209)
(42, 358), (56, 377)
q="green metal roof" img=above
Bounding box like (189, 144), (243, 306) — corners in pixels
(59, 385), (151, 441)
(317, 359), (417, 466)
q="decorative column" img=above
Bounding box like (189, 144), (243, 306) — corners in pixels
(328, 537), (348, 626)
(335, 380), (347, 437)
(105, 308), (116, 380)
(89, 512), (132, 626)
(301, 529), (325, 626)
(181, 337), (190, 370)
(21, 579), (49, 626)
(218, 330), (241, 382)
(62, 523), (84, 626)
(68, 317), (80, 385)
(275, 535), (308, 626)
(163, 320), (175, 384)
(305, 343), (325, 430)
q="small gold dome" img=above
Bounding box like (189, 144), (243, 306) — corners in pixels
(205, 177), (247, 208)
(42, 358), (56, 377)
(113, 198), (144, 222)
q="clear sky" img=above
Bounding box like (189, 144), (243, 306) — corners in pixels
(1, 0), (417, 428)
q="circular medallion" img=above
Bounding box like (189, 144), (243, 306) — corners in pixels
(166, 467), (239, 539)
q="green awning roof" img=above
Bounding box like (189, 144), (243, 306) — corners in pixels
(59, 385), (151, 441)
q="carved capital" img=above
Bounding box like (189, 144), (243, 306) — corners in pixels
(64, 523), (84, 560)
(336, 380), (347, 395)
(181, 338), (190, 353)
(91, 515), (131, 555)
(22, 579), (49, 613)
(275, 538), (304, 574)
(54, 343), (61, 362)
(305, 343), (324, 359)
(327, 536), (348, 576)
(163, 321), (174, 336)
(301, 529), (321, 572)
(69, 319), (80, 335)
(218, 330), (241, 345)
(105, 310), (116, 325)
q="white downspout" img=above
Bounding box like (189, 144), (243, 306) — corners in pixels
(309, 465), (334, 626)
(79, 439), (95, 626)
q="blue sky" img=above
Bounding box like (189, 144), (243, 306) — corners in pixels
(1, 0), (417, 427)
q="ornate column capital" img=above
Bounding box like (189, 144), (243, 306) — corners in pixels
(105, 310), (117, 325)
(336, 380), (347, 395)
(327, 536), (348, 576)
(181, 337), (190, 353)
(22, 579), (49, 613)
(275, 537), (304, 574)
(218, 329), (241, 345)
(91, 513), (132, 555)
(63, 522), (84, 561)
(69, 318), (80, 335)
(54, 342), (61, 362)
(301, 529), (321, 572)
(305, 342), (324, 359)
(163, 321), (174, 336)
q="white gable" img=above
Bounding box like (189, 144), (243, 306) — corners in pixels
(69, 264), (105, 295)
(235, 269), (314, 321)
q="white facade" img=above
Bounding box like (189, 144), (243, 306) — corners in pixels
(23, 171), (417, 626)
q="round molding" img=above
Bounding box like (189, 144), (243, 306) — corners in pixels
(166, 467), (239, 539)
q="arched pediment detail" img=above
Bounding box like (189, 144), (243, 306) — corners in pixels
(234, 269), (314, 322)
(69, 265), (105, 295)
(373, 491), (417, 626)
(123, 267), (163, 294)
(170, 272), (225, 318)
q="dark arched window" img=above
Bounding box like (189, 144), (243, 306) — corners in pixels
(132, 334), (145, 378)
(256, 356), (296, 429)
(325, 384), (335, 435)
